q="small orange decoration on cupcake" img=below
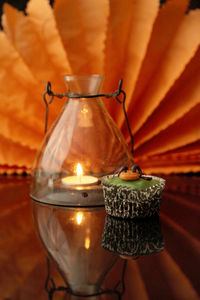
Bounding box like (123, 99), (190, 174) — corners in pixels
(119, 170), (139, 181)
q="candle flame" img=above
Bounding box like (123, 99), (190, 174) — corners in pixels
(76, 212), (83, 225)
(76, 163), (83, 176)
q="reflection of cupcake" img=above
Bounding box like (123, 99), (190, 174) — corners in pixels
(101, 165), (165, 219)
(101, 214), (164, 258)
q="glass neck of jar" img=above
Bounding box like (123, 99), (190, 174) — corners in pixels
(63, 74), (104, 97)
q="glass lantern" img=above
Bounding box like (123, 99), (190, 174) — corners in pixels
(30, 75), (133, 206)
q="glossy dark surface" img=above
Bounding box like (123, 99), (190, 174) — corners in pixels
(0, 175), (200, 300)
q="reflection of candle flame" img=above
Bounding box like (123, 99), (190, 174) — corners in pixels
(76, 212), (83, 225)
(81, 108), (88, 114)
(85, 237), (90, 249)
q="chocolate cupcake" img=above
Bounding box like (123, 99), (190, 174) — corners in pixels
(101, 165), (165, 219)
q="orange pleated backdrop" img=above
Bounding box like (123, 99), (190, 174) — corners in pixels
(0, 0), (200, 175)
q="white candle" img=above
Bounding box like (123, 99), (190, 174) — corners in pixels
(62, 163), (98, 186)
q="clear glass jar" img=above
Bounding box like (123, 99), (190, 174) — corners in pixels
(31, 75), (133, 206)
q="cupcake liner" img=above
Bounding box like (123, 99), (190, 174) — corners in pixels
(101, 214), (164, 257)
(102, 175), (165, 218)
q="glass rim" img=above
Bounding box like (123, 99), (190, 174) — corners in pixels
(63, 74), (104, 81)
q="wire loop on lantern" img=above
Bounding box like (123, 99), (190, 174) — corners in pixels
(43, 79), (134, 153)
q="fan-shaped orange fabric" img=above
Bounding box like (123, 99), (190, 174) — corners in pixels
(0, 0), (199, 174)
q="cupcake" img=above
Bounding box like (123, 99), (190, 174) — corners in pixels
(101, 165), (165, 219)
(101, 214), (164, 258)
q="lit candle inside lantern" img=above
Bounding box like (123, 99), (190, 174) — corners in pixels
(62, 163), (98, 186)
(77, 163), (83, 184)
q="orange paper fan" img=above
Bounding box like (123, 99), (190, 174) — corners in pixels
(0, 0), (200, 174)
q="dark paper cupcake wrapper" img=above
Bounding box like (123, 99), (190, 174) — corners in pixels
(102, 175), (165, 218)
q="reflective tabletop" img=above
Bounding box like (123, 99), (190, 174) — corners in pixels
(0, 175), (200, 300)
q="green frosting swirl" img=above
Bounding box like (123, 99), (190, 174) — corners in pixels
(106, 177), (159, 190)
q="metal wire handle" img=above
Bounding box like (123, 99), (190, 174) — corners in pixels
(43, 79), (134, 153)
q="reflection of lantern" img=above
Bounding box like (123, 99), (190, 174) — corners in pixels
(30, 75), (133, 206)
(32, 202), (118, 295)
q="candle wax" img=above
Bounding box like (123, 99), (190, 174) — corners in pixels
(62, 175), (98, 186)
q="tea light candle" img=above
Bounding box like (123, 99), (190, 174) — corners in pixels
(62, 163), (98, 186)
